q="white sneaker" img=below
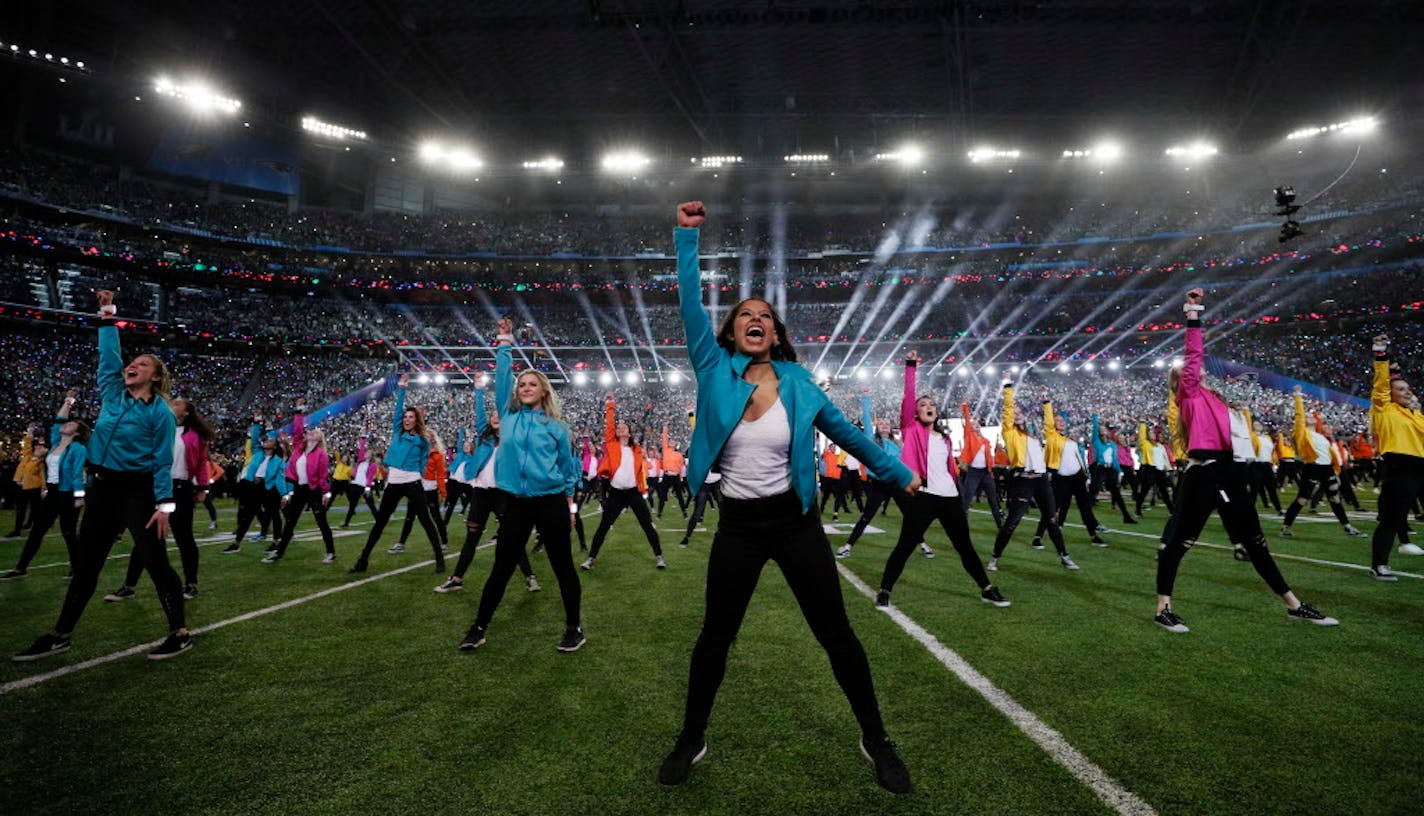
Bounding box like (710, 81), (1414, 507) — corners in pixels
(835, 545), (852, 558)
(387, 542), (406, 554)
(986, 558), (999, 572)
(208, 521), (218, 530)
(1343, 525), (1365, 537)
(919, 542), (936, 559)
(580, 558), (594, 571)
(321, 553), (337, 564)
(1370, 565), (1399, 581)
(1060, 555), (1080, 571)
(1399, 543), (1424, 556)
(526, 575), (541, 592)
(655, 555), (667, 570)
(1280, 525), (1294, 538)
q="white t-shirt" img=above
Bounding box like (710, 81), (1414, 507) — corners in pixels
(843, 454), (860, 473)
(1257, 434), (1275, 462)
(1024, 437), (1047, 474)
(719, 398), (793, 501)
(970, 445), (987, 469)
(46, 448), (62, 485)
(255, 457), (272, 480)
(296, 452), (310, 486)
(1306, 429), (1333, 466)
(924, 434), (959, 498)
(387, 466), (422, 485)
(473, 448), (499, 489)
(1229, 411), (1256, 462)
(354, 461), (372, 487)
(172, 428), (189, 481)
(610, 444), (638, 490)
(1058, 439), (1083, 477)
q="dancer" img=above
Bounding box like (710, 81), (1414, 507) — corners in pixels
(7, 427), (45, 538)
(15, 289), (190, 661)
(1366, 333), (1424, 580)
(657, 202), (919, 794)
(582, 393), (665, 571)
(875, 351), (1008, 608)
(340, 437), (379, 527)
(1152, 288), (1337, 633)
(958, 404), (1005, 528)
(1248, 417), (1284, 514)
(264, 403), (337, 564)
(1134, 421), (1174, 515)
(391, 431), (448, 554)
(1033, 391), (1107, 548)
(988, 376), (1077, 572)
(838, 388), (909, 557)
(1, 392), (88, 580)
(1089, 415), (1138, 524)
(223, 414), (278, 552)
(677, 469), (722, 549)
(106, 396), (213, 600)
(442, 428), (476, 527)
(349, 374), (446, 573)
(1281, 387), (1363, 538)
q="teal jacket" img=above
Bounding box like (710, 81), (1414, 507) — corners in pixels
(384, 385), (430, 474)
(48, 418), (88, 494)
(88, 322), (176, 502)
(676, 227), (914, 514)
(860, 394), (901, 482)
(492, 344), (580, 497)
(466, 385), (498, 478)
(240, 422), (268, 481)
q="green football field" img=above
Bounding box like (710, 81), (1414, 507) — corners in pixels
(0, 490), (1420, 816)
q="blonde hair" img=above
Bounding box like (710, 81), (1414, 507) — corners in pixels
(508, 369), (564, 421)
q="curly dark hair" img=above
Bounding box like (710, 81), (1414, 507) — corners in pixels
(714, 298), (798, 363)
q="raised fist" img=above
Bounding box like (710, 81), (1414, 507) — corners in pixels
(66, 389), (78, 400)
(677, 201), (707, 228)
(904, 350), (921, 364)
(1292, 385), (1303, 395)
(1185, 288), (1203, 304)
(397, 373), (410, 389)
(605, 392), (616, 402)
(97, 289), (114, 308)
(497, 316), (514, 337)
(1373, 334), (1389, 352)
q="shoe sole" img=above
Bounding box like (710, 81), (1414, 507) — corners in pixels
(1288, 613), (1340, 626)
(981, 597), (1011, 607)
(103, 594), (133, 603)
(1371, 574), (1398, 582)
(557, 638), (587, 652)
(434, 585), (465, 593)
(147, 642), (193, 661)
(1155, 621), (1190, 633)
(458, 637), (486, 651)
(656, 744), (708, 788)
(12, 645), (70, 662)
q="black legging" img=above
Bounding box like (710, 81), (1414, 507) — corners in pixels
(992, 474), (1067, 558)
(838, 471), (866, 512)
(678, 491), (887, 742)
(1134, 464), (1173, 513)
(356, 480), (445, 567)
(1092, 465), (1135, 522)
(819, 474), (848, 515)
(680, 481), (721, 545)
(959, 467), (1004, 528)
(340, 482), (378, 526)
(1283, 463), (1351, 527)
(588, 487), (662, 559)
(1156, 454), (1291, 598)
(9, 486), (41, 533)
(56, 468), (185, 635)
(844, 479), (907, 548)
(1249, 461), (1283, 513)
(451, 486), (532, 580)
(471, 492), (579, 630)
(125, 479), (200, 587)
(880, 492), (991, 593)
(442, 479), (472, 527)
(1371, 453), (1424, 569)
(12, 485), (80, 573)
(231, 479), (277, 543)
(274, 484), (337, 558)
(1035, 470), (1101, 538)
(400, 488), (448, 547)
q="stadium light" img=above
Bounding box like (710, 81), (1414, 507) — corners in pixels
(668, 370), (684, 384)
(572, 371), (589, 386)
(1107, 360), (1121, 371)
(983, 364), (997, 375)
(1083, 362), (1096, 372)
(1063, 141), (1124, 163)
(854, 368), (869, 381)
(1057, 363), (1071, 374)
(476, 374), (490, 388)
(521, 157), (565, 172)
(301, 115), (367, 141)
(1164, 142), (1218, 158)
(602, 151), (651, 174)
(784, 154), (830, 163)
(874, 144), (926, 166)
(1286, 116), (1378, 140)
(1171, 357), (1185, 369)
(598, 371), (615, 387)
(416, 373), (432, 384)
(879, 368), (893, 379)
(1151, 359), (1165, 369)
(1, 41), (89, 72)
(968, 147), (1020, 163)
(153, 76), (242, 115)
(956, 366), (969, 378)
(693, 155), (742, 169)
(418, 141), (483, 172)
(433, 373), (448, 385)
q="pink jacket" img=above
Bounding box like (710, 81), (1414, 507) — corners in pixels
(897, 361), (957, 484)
(283, 412), (332, 493)
(1176, 322), (1232, 452)
(181, 428), (211, 488)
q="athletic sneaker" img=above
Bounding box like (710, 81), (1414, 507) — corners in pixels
(580, 557), (595, 571)
(986, 558), (999, 572)
(1093, 525), (1110, 535)
(526, 575), (541, 592)
(1370, 565), (1398, 581)
(1233, 547), (1252, 562)
(557, 626), (586, 652)
(678, 538), (691, 549)
(208, 521), (218, 530)
(104, 586), (135, 602)
(1091, 535), (1108, 547)
(321, 553), (337, 564)
(348, 560), (368, 574)
(1030, 537), (1044, 550)
(860, 735), (911, 795)
(1154, 606), (1189, 633)
(656, 734), (708, 787)
(13, 633), (71, 662)
(1280, 525), (1294, 538)
(182, 583), (199, 600)
(835, 545), (852, 558)
(252, 533), (266, 542)
(1287, 603), (1339, 626)
(875, 590), (891, 608)
(655, 555), (667, 570)
(1343, 525), (1365, 537)
(435, 577), (465, 593)
(260, 553), (281, 564)
(220, 543), (240, 554)
(148, 632), (193, 661)
(1060, 555), (1080, 571)
(980, 586), (1011, 608)
(387, 542), (406, 554)
(1399, 543), (1424, 556)
(0, 569), (28, 581)
(458, 625), (487, 651)
(919, 543), (936, 558)
(832, 513), (839, 522)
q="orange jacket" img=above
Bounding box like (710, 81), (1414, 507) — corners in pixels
(821, 448), (842, 479)
(424, 450), (448, 499)
(660, 427), (686, 473)
(596, 399), (648, 492)
(958, 404), (995, 472)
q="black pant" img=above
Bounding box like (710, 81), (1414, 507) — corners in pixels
(442, 479), (472, 527)
(358, 481), (445, 567)
(1372, 454), (1424, 568)
(1277, 459), (1301, 487)
(126, 480), (200, 587)
(1283, 463), (1351, 527)
(839, 471), (865, 512)
(845, 480), (907, 548)
(13, 485), (80, 573)
(960, 467), (1004, 528)
(56, 468), (185, 635)
(1035, 470), (1100, 538)
(993, 474), (1066, 557)
(10, 486), (40, 533)
(880, 492), (991, 593)
(202, 490), (218, 523)
(588, 487), (662, 558)
(275, 485), (336, 557)
(400, 488), (448, 548)
(680, 482), (721, 545)
(341, 482), (378, 525)
(819, 475), (848, 515)
(1134, 465), (1173, 513)
(233, 482), (285, 544)
(232, 480), (265, 542)
(472, 492), (579, 629)
(1156, 456), (1291, 597)
(1092, 465), (1134, 521)
(451, 487), (532, 580)
(1249, 461), (1282, 513)
(679, 491), (887, 742)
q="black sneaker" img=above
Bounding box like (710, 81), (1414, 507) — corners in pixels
(348, 560), (368, 574)
(220, 543), (240, 554)
(657, 734), (708, 787)
(0, 568), (28, 580)
(1154, 606), (1189, 633)
(458, 625), (487, 651)
(1232, 547), (1252, 562)
(860, 735), (911, 794)
(182, 583), (199, 600)
(1090, 535), (1108, 547)
(1287, 602), (1339, 626)
(104, 586), (136, 602)
(148, 632), (193, 661)
(557, 626), (586, 652)
(875, 590), (891, 608)
(434, 577), (464, 594)
(980, 586), (1011, 607)
(13, 633), (71, 662)
(1030, 537), (1044, 550)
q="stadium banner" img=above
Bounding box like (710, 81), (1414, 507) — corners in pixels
(147, 128), (300, 196)
(1205, 356), (1368, 407)
(277, 376), (399, 436)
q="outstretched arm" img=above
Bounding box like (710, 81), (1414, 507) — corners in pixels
(675, 202), (721, 373)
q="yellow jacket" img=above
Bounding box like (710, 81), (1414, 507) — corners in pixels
(1043, 400), (1066, 470)
(1000, 384), (1027, 468)
(1166, 392), (1187, 463)
(1244, 409), (1261, 458)
(12, 434), (44, 491)
(1276, 433), (1295, 461)
(332, 451), (353, 482)
(1371, 358), (1424, 458)
(1292, 393), (1322, 463)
